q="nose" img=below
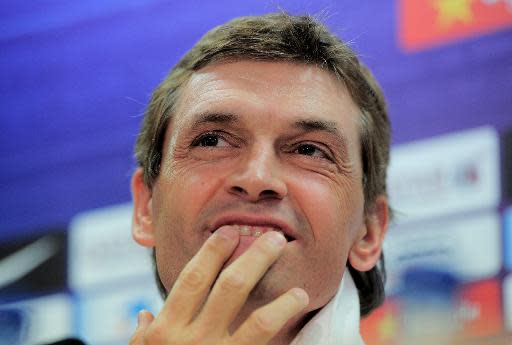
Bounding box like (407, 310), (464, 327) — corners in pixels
(225, 143), (287, 202)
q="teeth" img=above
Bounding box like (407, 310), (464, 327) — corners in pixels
(227, 225), (281, 237)
(239, 225), (251, 236)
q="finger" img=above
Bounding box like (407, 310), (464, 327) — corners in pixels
(232, 288), (309, 344)
(196, 231), (286, 331)
(129, 310), (154, 345)
(160, 226), (239, 325)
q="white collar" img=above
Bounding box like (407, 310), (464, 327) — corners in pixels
(290, 271), (364, 345)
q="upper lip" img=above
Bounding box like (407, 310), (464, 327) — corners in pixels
(209, 214), (297, 241)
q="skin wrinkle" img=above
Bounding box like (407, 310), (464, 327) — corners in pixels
(129, 14), (394, 345)
(182, 118), (353, 183)
(182, 111), (354, 177)
(136, 60), (378, 344)
(171, 67), (358, 178)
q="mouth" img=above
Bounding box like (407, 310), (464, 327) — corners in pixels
(207, 216), (297, 265)
(210, 224), (295, 242)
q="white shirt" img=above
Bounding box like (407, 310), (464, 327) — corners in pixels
(290, 271), (364, 345)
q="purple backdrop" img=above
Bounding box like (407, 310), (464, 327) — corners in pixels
(1, 0), (511, 240)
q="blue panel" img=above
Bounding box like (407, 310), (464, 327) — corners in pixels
(505, 206), (512, 270)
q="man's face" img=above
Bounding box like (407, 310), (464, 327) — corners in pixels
(135, 60), (373, 315)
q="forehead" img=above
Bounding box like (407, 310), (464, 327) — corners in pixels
(173, 60), (360, 132)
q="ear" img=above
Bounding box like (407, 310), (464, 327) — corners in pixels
(348, 195), (389, 272)
(131, 168), (156, 247)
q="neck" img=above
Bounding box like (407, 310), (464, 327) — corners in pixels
(267, 311), (316, 345)
(230, 302), (318, 345)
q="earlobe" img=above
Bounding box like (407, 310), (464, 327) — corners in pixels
(131, 168), (156, 247)
(348, 196), (389, 272)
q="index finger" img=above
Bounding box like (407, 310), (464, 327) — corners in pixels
(158, 226), (240, 326)
(196, 231), (287, 332)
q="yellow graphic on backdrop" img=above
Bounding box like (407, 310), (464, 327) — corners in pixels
(432, 0), (475, 28)
(377, 311), (398, 340)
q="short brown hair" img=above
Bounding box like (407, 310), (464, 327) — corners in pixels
(135, 12), (391, 317)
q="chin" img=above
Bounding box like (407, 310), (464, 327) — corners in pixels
(248, 268), (294, 304)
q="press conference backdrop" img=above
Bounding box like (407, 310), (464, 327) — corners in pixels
(1, 1), (511, 344)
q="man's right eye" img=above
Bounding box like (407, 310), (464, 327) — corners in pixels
(192, 133), (228, 147)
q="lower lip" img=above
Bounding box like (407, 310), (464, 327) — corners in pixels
(225, 235), (259, 266)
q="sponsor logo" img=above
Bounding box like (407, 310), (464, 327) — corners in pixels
(0, 235), (59, 289)
(0, 231), (67, 296)
(0, 294), (73, 345)
(388, 126), (500, 223)
(0, 308), (27, 345)
(399, 0), (512, 51)
(504, 274), (512, 331)
(69, 203), (154, 291)
(384, 212), (501, 294)
(504, 206), (512, 270)
(361, 298), (402, 345)
(361, 279), (504, 342)
(455, 279), (503, 338)
(77, 282), (162, 344)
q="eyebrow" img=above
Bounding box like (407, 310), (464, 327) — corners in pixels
(294, 119), (340, 135)
(293, 119), (348, 148)
(188, 112), (348, 151)
(189, 112), (239, 128)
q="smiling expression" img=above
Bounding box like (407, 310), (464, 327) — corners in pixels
(133, 60), (377, 318)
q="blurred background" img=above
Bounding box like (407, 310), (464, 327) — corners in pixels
(1, 1), (511, 344)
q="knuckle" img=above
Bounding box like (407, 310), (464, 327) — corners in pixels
(203, 237), (229, 259)
(204, 235), (222, 250)
(179, 266), (205, 290)
(144, 323), (166, 344)
(218, 269), (245, 291)
(185, 331), (206, 345)
(255, 238), (280, 257)
(249, 310), (276, 336)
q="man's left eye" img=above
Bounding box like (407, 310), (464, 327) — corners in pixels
(295, 143), (330, 159)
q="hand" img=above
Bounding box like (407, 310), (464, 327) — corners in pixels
(129, 227), (309, 345)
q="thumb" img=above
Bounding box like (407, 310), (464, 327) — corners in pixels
(130, 310), (155, 345)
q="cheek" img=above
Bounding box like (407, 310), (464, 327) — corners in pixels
(289, 176), (364, 307)
(152, 163), (224, 288)
(156, 162), (220, 219)
(294, 174), (364, 240)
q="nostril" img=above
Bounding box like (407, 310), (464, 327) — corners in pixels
(232, 186), (245, 194)
(228, 185), (283, 201)
(259, 189), (280, 199)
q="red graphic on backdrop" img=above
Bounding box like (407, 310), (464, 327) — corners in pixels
(360, 279), (503, 343)
(455, 279), (503, 338)
(398, 0), (512, 51)
(361, 299), (402, 345)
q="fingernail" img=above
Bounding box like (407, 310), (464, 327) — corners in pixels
(137, 310), (149, 327)
(266, 231), (286, 248)
(137, 310), (145, 325)
(214, 226), (239, 242)
(290, 288), (309, 306)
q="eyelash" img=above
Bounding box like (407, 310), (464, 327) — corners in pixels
(292, 142), (333, 161)
(191, 132), (334, 162)
(191, 131), (229, 147)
